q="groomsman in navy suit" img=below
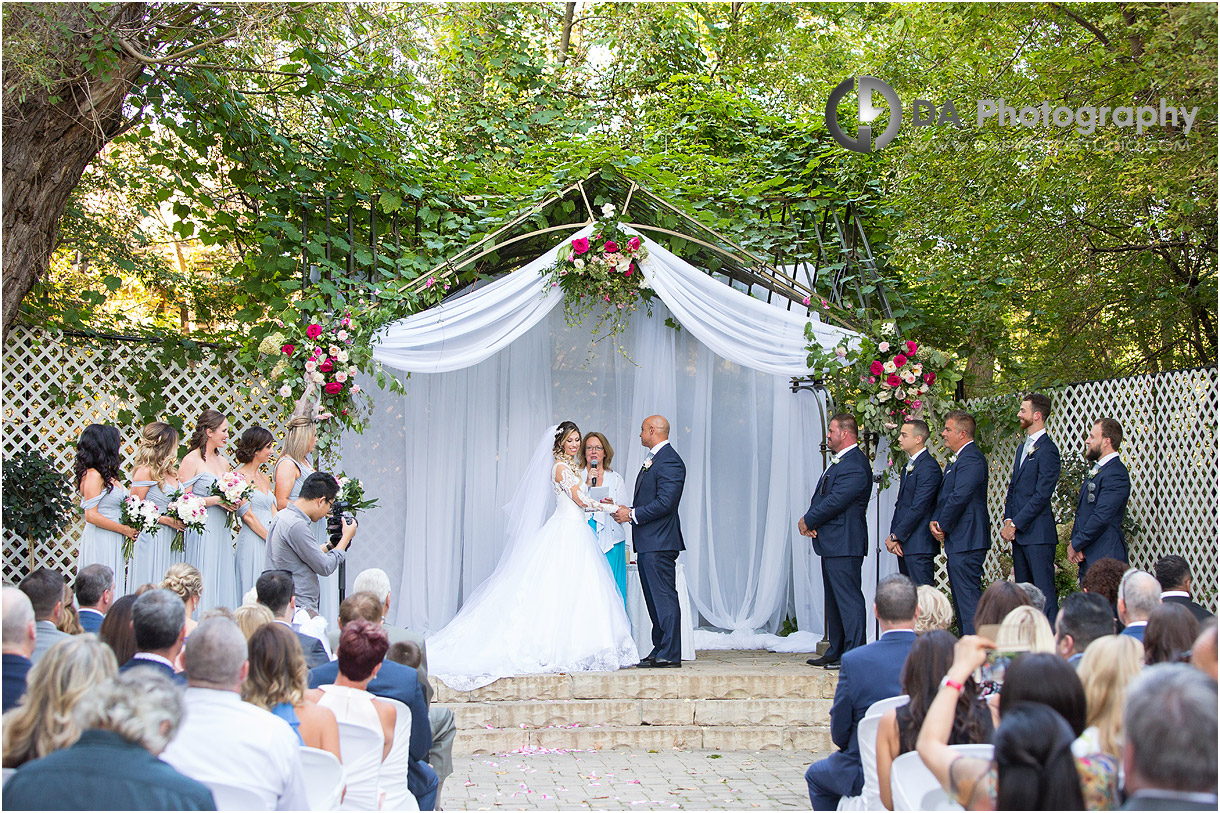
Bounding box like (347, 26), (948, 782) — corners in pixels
(886, 419), (942, 587)
(1068, 417), (1131, 579)
(799, 414), (873, 669)
(1001, 393), (1062, 622)
(930, 410), (990, 635)
(615, 415), (686, 668)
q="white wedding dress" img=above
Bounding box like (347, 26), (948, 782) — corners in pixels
(428, 452), (640, 691)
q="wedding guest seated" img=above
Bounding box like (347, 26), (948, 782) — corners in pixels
(2, 669), (216, 810)
(74, 564), (115, 634)
(57, 583), (85, 635)
(914, 584), (953, 633)
(256, 570), (330, 669)
(310, 591), (439, 810)
(2, 586), (36, 712)
(805, 574), (918, 810)
(1153, 554), (1214, 623)
(994, 605), (1057, 653)
(1120, 664), (1218, 810)
(1082, 556), (1129, 632)
(244, 621), (342, 761)
(876, 629), (993, 810)
(343, 568), (429, 672)
(387, 640), (423, 670)
(120, 588), (187, 686)
(971, 580), (1032, 633)
(1055, 591), (1116, 667)
(98, 594), (138, 666)
(1143, 602), (1199, 666)
(2, 635), (118, 769)
(162, 563), (204, 638)
(1016, 581), (1046, 614)
(1191, 619), (1217, 680)
(234, 601), (275, 640)
(1074, 634), (1143, 761)
(1117, 569), (1161, 642)
(317, 619), (399, 809)
(19, 567), (70, 664)
(161, 617), (308, 810)
(917, 637), (1120, 810)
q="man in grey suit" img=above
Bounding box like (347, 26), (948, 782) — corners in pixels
(18, 567), (70, 664)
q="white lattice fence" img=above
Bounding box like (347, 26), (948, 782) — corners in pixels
(937, 367), (1218, 611)
(2, 326), (280, 582)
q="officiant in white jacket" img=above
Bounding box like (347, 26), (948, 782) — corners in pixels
(579, 431), (630, 607)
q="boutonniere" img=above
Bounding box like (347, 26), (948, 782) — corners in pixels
(948, 454), (958, 464)
(641, 459), (653, 472)
(905, 460), (915, 473)
(1087, 464), (1100, 479)
(830, 457), (841, 466)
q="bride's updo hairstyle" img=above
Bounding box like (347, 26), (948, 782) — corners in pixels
(132, 422), (180, 486)
(188, 409), (226, 460)
(552, 421), (581, 460)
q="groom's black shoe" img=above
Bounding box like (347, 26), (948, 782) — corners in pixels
(636, 657), (656, 668)
(806, 653), (838, 667)
(639, 659), (681, 668)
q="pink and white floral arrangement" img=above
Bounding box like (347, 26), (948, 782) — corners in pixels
(120, 494), (163, 560)
(166, 494), (207, 552)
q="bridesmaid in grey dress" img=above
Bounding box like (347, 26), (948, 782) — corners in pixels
(74, 424), (139, 588)
(178, 409), (243, 612)
(129, 422), (187, 588)
(234, 425), (277, 602)
(273, 416), (337, 625)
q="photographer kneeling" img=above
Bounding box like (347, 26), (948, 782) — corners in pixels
(264, 471), (356, 617)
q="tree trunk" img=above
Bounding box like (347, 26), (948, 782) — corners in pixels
(557, 2), (576, 65)
(1, 4), (146, 340)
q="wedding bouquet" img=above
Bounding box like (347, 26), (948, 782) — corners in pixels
(165, 494), (207, 552)
(120, 494), (163, 561)
(211, 471), (255, 529)
(336, 474), (378, 512)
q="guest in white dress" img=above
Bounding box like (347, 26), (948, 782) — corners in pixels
(129, 422), (187, 590)
(178, 409), (242, 612)
(273, 416), (338, 626)
(579, 431), (630, 607)
(233, 425), (277, 601)
(318, 618), (398, 811)
(74, 424), (138, 590)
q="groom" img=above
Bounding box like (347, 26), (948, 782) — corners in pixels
(614, 415), (686, 668)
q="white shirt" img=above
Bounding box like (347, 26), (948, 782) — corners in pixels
(1095, 451), (1120, 469)
(1025, 428), (1047, 445)
(1161, 591), (1191, 600)
(130, 652), (175, 670)
(833, 443), (859, 462)
(161, 687), (308, 811)
(908, 447), (926, 464)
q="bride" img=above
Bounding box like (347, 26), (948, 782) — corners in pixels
(427, 422), (640, 690)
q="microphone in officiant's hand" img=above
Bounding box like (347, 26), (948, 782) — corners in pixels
(590, 458), (599, 487)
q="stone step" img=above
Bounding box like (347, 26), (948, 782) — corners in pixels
(453, 698), (833, 730)
(455, 724), (834, 755)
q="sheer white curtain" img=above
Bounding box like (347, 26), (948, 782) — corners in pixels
(341, 230), (891, 644)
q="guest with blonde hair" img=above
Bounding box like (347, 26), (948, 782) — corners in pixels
(2, 635), (118, 767)
(915, 585), (953, 633)
(995, 605), (1057, 653)
(55, 584), (85, 636)
(1075, 634), (1143, 760)
(161, 563), (203, 638)
(234, 602), (275, 641)
(129, 421), (186, 590)
(244, 622), (341, 761)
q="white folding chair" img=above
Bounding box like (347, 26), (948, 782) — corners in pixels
(203, 780), (274, 811)
(838, 694), (910, 811)
(889, 750), (942, 811)
(377, 697), (419, 811)
(335, 721), (385, 811)
(300, 746), (346, 811)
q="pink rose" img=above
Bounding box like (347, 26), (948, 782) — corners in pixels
(625, 268), (632, 276)
(869, 376), (877, 384)
(627, 236), (641, 251)
(869, 360), (884, 376)
(893, 354), (907, 368)
(924, 372), (936, 384)
(351, 383), (361, 393)
(878, 341), (891, 353)
(886, 373), (901, 388)
(324, 382), (343, 395)
(572, 237), (590, 255)
(911, 399), (923, 409)
(604, 240), (619, 253)
(318, 358), (334, 373)
(905, 340), (918, 355)
(304, 360), (317, 373)
(306, 324), (322, 340)
(281, 344), (295, 355)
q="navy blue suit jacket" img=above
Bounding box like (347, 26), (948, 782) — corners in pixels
(889, 451), (943, 556)
(78, 608), (105, 634)
(932, 442), (991, 554)
(2, 652), (32, 712)
(3, 729), (216, 810)
(1070, 459), (1130, 569)
(309, 657), (433, 794)
(119, 656), (187, 686)
(631, 443), (686, 553)
(1121, 623), (1146, 643)
(830, 630), (917, 791)
(804, 446), (872, 559)
(1004, 433), (1061, 547)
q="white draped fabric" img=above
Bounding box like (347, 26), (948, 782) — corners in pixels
(341, 228), (898, 644)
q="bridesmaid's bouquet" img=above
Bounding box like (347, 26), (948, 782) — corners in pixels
(336, 474), (378, 512)
(120, 494), (163, 561)
(166, 494), (207, 552)
(212, 471), (255, 530)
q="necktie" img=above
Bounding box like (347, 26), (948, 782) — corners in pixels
(1019, 437), (1035, 467)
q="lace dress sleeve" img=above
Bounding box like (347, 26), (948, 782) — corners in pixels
(554, 463), (600, 511)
